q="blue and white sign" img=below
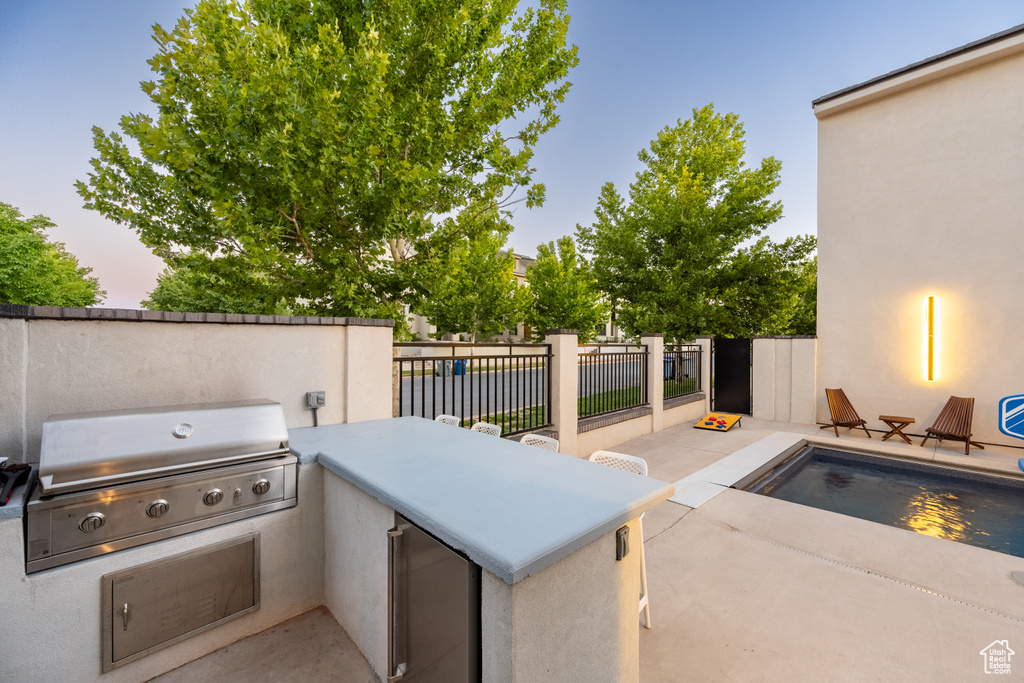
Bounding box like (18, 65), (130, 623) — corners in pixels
(999, 394), (1024, 441)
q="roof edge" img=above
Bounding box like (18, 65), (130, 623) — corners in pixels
(813, 22), (1024, 107)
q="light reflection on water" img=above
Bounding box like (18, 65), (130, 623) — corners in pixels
(901, 488), (970, 542)
(764, 452), (1023, 557)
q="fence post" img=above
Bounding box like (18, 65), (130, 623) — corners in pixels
(547, 329), (578, 457)
(392, 345), (401, 418)
(642, 333), (664, 433)
(343, 322), (396, 423)
(697, 336), (712, 412)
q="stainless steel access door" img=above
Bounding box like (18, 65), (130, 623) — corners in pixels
(388, 514), (480, 683)
(102, 534), (259, 671)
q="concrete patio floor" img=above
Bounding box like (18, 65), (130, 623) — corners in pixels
(628, 417), (1024, 681)
(156, 418), (1024, 682)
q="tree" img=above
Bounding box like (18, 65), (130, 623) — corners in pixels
(142, 254), (292, 314)
(785, 255), (817, 335)
(0, 202), (105, 307)
(577, 104), (815, 340)
(417, 224), (529, 343)
(525, 236), (607, 342)
(77, 0), (578, 324)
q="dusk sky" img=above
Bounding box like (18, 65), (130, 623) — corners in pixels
(2, 1), (1021, 308)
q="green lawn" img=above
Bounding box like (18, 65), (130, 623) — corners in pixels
(460, 405), (548, 434)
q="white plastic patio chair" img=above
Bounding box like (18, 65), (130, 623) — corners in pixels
(588, 450), (652, 629)
(471, 421), (502, 437)
(520, 434), (559, 451)
(434, 414), (460, 427)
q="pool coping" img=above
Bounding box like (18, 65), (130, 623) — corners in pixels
(669, 431), (1024, 509)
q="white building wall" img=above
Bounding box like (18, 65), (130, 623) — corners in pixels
(815, 34), (1024, 446)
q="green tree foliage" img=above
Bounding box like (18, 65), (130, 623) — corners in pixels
(77, 0), (577, 323)
(0, 202), (105, 307)
(418, 225), (529, 343)
(785, 255), (817, 335)
(577, 105), (815, 341)
(142, 254), (291, 314)
(525, 236), (607, 342)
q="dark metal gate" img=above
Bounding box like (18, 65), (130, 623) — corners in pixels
(712, 338), (751, 414)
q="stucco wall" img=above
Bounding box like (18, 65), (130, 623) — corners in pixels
(482, 518), (641, 683)
(578, 414), (654, 459)
(322, 469), (392, 679)
(0, 312), (394, 463)
(752, 338), (816, 425)
(815, 42), (1024, 446)
(0, 464), (324, 683)
(662, 395), (710, 429)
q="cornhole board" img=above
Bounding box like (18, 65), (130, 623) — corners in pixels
(694, 412), (742, 432)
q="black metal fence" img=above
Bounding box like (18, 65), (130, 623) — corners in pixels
(393, 343), (551, 436)
(664, 344), (702, 401)
(578, 344), (648, 419)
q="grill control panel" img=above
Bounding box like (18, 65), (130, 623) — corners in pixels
(25, 455), (297, 573)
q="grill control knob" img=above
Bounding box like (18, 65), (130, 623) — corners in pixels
(252, 479), (271, 495)
(79, 512), (106, 533)
(203, 489), (224, 506)
(146, 500), (170, 518)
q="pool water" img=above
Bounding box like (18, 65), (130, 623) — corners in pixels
(748, 447), (1024, 558)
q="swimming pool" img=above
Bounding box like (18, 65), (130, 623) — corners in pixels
(745, 446), (1024, 558)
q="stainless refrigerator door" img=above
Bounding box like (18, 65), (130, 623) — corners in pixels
(388, 514), (480, 683)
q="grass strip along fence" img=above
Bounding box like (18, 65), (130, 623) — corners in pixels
(664, 344), (701, 401)
(578, 345), (648, 419)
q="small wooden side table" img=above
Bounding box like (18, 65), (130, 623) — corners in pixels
(879, 415), (915, 444)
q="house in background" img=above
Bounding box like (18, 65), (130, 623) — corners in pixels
(406, 251), (535, 341)
(814, 23), (1024, 447)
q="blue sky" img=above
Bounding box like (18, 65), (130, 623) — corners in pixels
(1, 1), (1021, 308)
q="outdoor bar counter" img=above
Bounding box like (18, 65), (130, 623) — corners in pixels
(288, 416), (675, 683)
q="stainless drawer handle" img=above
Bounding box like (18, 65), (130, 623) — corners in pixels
(388, 526), (407, 682)
(122, 603), (130, 631)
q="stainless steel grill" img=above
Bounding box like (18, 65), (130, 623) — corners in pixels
(25, 399), (297, 573)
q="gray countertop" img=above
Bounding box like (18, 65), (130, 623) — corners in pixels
(288, 417), (675, 584)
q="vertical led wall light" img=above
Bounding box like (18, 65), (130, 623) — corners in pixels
(925, 295), (937, 382)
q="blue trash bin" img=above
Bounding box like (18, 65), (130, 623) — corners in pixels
(663, 356), (676, 380)
(453, 359), (465, 375)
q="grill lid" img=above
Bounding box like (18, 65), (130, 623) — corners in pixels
(38, 399), (290, 495)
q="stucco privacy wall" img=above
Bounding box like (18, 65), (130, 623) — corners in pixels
(815, 31), (1024, 446)
(0, 307), (394, 463)
(752, 337), (816, 424)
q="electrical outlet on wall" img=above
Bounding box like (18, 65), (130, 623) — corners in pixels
(306, 391), (326, 409)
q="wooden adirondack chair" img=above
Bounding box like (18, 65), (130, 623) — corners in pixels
(821, 388), (872, 438)
(920, 396), (984, 455)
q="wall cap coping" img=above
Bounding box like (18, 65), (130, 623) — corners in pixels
(751, 335), (817, 340)
(689, 335), (816, 340)
(0, 304), (394, 328)
(577, 405), (654, 434)
(545, 329), (578, 335)
(664, 392), (706, 410)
